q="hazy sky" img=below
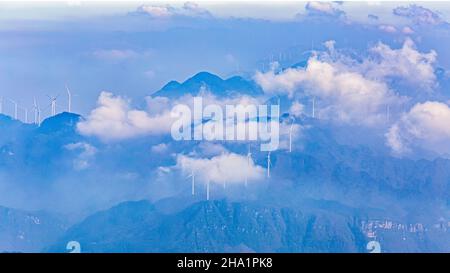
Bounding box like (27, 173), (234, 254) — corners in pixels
(1, 1), (450, 21)
(0, 1), (449, 118)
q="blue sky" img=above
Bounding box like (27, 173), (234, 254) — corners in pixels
(0, 1), (450, 118)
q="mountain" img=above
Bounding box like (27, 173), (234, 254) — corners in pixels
(0, 112), (85, 180)
(0, 114), (35, 145)
(46, 199), (367, 253)
(0, 206), (68, 253)
(1, 76), (450, 253)
(152, 72), (264, 98)
(37, 112), (82, 135)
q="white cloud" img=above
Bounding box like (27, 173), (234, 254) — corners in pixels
(393, 4), (445, 26)
(181, 1), (211, 17)
(176, 152), (265, 185)
(305, 1), (345, 17)
(402, 26), (414, 34)
(138, 5), (173, 18)
(378, 24), (397, 33)
(323, 39), (336, 52)
(254, 57), (397, 126)
(151, 143), (169, 154)
(196, 142), (228, 157)
(254, 39), (437, 125)
(136, 2), (211, 19)
(65, 142), (97, 170)
(145, 96), (171, 115)
(77, 92), (174, 141)
(365, 38), (437, 91)
(253, 67), (303, 98)
(77, 90), (268, 142)
(289, 101), (305, 117)
(386, 101), (450, 157)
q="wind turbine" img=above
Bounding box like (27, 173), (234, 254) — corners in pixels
(312, 97), (316, 118)
(8, 99), (18, 119)
(33, 98), (41, 125)
(66, 84), (72, 113)
(267, 152), (271, 178)
(0, 96), (3, 114)
(289, 117), (295, 153)
(47, 95), (58, 116)
(187, 169), (195, 196)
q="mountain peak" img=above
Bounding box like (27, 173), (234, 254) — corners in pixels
(0, 113), (19, 125)
(188, 71), (223, 83)
(152, 71), (263, 98)
(192, 71), (221, 79)
(38, 112), (82, 134)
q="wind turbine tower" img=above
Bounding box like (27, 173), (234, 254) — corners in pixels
(267, 152), (271, 178)
(289, 117), (295, 153)
(66, 85), (72, 113)
(48, 95), (58, 116)
(9, 99), (18, 120)
(188, 169), (195, 196)
(33, 98), (41, 125)
(0, 96), (3, 114)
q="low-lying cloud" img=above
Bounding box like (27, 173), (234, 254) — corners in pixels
(77, 92), (174, 141)
(386, 101), (450, 158)
(254, 39), (436, 126)
(176, 152), (265, 185)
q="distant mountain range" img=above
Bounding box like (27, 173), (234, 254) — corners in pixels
(0, 71), (449, 253)
(46, 199), (368, 253)
(0, 206), (67, 253)
(152, 72), (264, 98)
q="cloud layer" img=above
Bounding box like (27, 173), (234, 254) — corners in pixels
(305, 1), (345, 18)
(255, 56), (396, 126)
(136, 2), (211, 19)
(176, 152), (265, 185)
(393, 4), (445, 26)
(365, 38), (437, 91)
(254, 39), (437, 126)
(77, 92), (173, 141)
(386, 101), (450, 157)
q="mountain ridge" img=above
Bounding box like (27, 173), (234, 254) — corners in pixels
(152, 71), (264, 98)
